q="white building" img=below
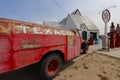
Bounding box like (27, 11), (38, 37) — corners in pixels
(59, 9), (99, 40)
(43, 9), (99, 40)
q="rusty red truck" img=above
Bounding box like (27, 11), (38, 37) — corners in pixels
(0, 18), (89, 80)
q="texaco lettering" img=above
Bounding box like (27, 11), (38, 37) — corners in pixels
(14, 25), (74, 36)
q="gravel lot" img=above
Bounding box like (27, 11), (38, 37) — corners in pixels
(54, 53), (120, 80)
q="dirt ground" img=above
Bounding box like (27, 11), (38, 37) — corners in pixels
(54, 53), (120, 80)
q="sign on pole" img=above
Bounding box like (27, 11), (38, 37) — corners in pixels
(102, 9), (111, 23)
(102, 9), (111, 49)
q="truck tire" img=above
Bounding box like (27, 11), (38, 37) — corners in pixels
(82, 44), (89, 54)
(40, 53), (62, 80)
(81, 41), (89, 54)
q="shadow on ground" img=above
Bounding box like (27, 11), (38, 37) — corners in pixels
(0, 63), (42, 80)
(0, 60), (75, 80)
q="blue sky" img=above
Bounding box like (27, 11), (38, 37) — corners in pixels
(0, 0), (120, 34)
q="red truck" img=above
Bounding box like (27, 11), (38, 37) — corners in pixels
(0, 18), (89, 80)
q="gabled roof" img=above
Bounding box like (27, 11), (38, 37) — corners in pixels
(69, 14), (83, 29)
(71, 9), (82, 16)
(59, 17), (67, 27)
(80, 16), (99, 31)
(70, 14), (99, 31)
(59, 9), (99, 31)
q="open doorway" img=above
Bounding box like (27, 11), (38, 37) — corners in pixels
(90, 32), (97, 40)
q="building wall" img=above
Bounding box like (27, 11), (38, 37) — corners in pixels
(79, 30), (99, 40)
(59, 13), (99, 40)
(64, 15), (77, 30)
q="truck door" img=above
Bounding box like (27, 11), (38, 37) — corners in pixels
(67, 30), (81, 60)
(67, 35), (75, 60)
(74, 36), (81, 57)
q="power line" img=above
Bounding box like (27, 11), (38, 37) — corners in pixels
(98, 5), (116, 14)
(52, 0), (68, 14)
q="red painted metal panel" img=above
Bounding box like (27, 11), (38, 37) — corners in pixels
(12, 34), (67, 51)
(66, 36), (82, 60)
(12, 34), (68, 69)
(74, 37), (81, 57)
(66, 36), (75, 60)
(0, 34), (13, 74)
(13, 46), (67, 69)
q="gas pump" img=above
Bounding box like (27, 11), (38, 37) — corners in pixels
(110, 22), (115, 48)
(119, 26), (120, 47)
(115, 24), (120, 47)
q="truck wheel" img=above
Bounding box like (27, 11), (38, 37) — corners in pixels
(83, 44), (89, 54)
(40, 53), (62, 80)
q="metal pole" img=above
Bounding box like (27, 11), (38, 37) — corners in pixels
(105, 23), (107, 49)
(108, 37), (110, 52)
(103, 23), (107, 49)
